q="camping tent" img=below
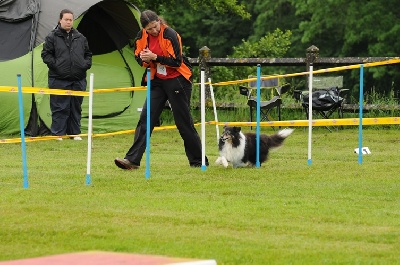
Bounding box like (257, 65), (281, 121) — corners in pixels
(0, 0), (146, 136)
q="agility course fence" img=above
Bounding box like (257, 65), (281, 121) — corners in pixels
(1, 58), (400, 187)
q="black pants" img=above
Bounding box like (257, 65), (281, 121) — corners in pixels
(125, 75), (207, 166)
(48, 78), (86, 136)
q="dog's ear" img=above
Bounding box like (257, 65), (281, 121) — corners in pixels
(233, 126), (241, 133)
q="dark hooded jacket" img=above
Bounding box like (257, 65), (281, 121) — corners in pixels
(41, 26), (92, 81)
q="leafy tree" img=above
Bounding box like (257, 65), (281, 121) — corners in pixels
(128, 0), (250, 19)
(292, 0), (400, 97)
(293, 0), (400, 57)
(211, 29), (292, 101)
(130, 0), (400, 99)
(232, 29), (291, 58)
(160, 2), (252, 58)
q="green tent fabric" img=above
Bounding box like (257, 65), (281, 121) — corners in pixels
(0, 53), (33, 135)
(33, 45), (146, 135)
(0, 0), (146, 136)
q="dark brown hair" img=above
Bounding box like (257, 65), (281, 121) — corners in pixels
(59, 9), (74, 20)
(140, 10), (166, 28)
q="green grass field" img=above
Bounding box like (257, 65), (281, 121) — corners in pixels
(1, 126), (399, 264)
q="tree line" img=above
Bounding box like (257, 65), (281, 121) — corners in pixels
(130, 0), (400, 102)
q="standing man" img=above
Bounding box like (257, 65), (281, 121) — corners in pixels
(41, 9), (92, 140)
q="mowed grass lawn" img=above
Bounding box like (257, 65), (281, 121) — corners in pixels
(1, 126), (399, 264)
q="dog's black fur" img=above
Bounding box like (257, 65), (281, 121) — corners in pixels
(216, 126), (293, 168)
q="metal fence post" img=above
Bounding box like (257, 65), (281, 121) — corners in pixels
(199, 46), (211, 101)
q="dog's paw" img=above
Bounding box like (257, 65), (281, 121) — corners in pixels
(221, 157), (229, 168)
(216, 156), (229, 168)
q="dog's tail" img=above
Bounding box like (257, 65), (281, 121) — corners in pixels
(266, 128), (294, 148)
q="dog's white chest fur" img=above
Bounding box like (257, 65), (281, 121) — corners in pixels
(216, 132), (248, 168)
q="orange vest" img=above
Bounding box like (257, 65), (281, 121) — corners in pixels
(134, 24), (192, 82)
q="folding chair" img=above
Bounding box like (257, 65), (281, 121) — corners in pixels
(294, 76), (349, 132)
(239, 77), (290, 129)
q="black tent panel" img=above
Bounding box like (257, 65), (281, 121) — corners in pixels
(98, 0), (139, 39)
(77, 5), (124, 55)
(0, 20), (31, 61)
(77, 1), (139, 55)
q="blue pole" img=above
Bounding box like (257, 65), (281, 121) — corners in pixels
(17, 74), (29, 188)
(256, 65), (261, 167)
(358, 65), (364, 164)
(145, 69), (151, 179)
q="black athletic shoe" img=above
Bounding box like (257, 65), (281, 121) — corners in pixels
(190, 161), (209, 167)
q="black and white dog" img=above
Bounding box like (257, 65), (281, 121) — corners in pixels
(215, 126), (294, 168)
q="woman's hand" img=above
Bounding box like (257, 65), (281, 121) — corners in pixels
(140, 48), (157, 63)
